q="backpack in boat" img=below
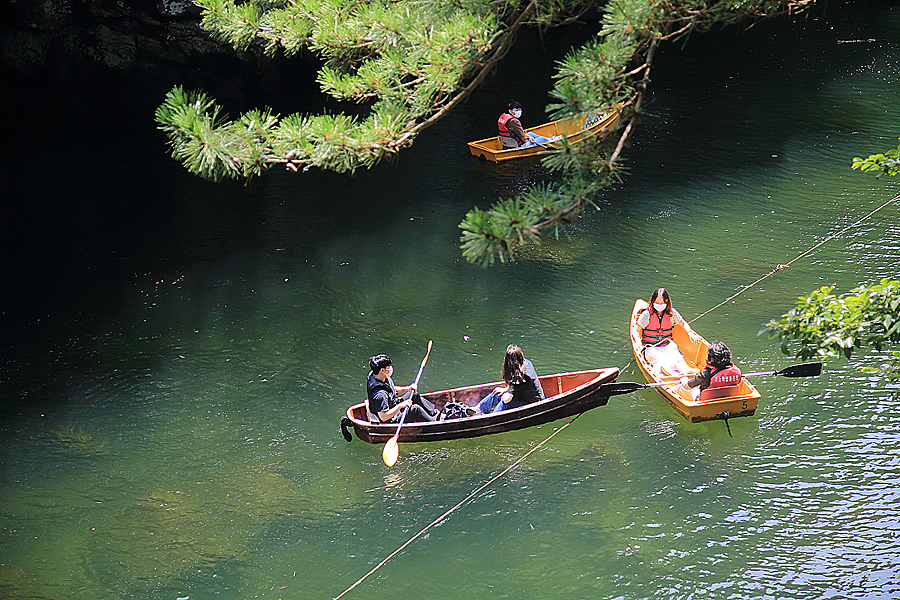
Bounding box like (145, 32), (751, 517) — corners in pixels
(441, 402), (472, 421)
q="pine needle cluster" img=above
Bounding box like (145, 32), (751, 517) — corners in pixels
(460, 0), (814, 265)
(155, 0), (815, 263)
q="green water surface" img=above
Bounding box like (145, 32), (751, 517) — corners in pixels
(1, 3), (899, 599)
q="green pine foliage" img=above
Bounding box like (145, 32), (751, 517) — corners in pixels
(156, 0), (814, 263)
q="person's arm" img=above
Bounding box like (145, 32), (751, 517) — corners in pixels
(507, 118), (529, 142)
(681, 368), (710, 389)
(524, 359), (544, 399)
(395, 381), (418, 395)
(635, 310), (649, 348)
(375, 391), (412, 422)
(672, 309), (701, 343)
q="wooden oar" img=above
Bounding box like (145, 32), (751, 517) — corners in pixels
(598, 362), (823, 397)
(382, 340), (433, 467)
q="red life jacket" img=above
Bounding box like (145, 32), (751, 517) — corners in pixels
(706, 364), (742, 390)
(498, 112), (516, 139)
(641, 310), (674, 346)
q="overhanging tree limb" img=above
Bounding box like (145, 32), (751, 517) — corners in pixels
(459, 0), (816, 265)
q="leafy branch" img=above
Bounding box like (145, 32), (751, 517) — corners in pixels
(762, 279), (900, 360)
(156, 0), (540, 178)
(852, 138), (900, 177)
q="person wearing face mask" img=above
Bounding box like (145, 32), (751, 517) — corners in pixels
(636, 288), (701, 375)
(498, 101), (551, 148)
(367, 354), (437, 423)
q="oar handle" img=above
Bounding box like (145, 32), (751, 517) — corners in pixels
(391, 340), (433, 438)
(741, 370), (776, 378)
(411, 339), (433, 388)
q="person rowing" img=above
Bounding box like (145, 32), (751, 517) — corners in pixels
(366, 354), (438, 423)
(681, 341), (743, 401)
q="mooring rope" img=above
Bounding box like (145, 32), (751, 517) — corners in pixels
(333, 412), (583, 600)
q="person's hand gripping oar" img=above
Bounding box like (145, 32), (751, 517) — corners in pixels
(382, 340), (433, 467)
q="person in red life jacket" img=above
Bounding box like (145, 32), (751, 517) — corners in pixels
(498, 101), (551, 148)
(636, 287), (701, 375)
(681, 341), (742, 401)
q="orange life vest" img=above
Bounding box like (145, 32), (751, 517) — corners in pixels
(706, 364), (742, 390)
(641, 310), (674, 346)
(498, 112), (516, 139)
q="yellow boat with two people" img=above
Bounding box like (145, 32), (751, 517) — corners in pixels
(467, 108), (621, 163)
(628, 299), (760, 423)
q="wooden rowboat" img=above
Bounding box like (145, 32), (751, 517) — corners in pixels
(467, 108), (621, 163)
(629, 299), (760, 423)
(341, 367), (619, 444)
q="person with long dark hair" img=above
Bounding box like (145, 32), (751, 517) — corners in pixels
(475, 344), (545, 414)
(635, 287), (700, 375)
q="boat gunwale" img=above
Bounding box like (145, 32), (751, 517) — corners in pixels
(345, 367), (619, 443)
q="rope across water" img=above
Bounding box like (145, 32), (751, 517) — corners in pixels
(689, 193), (900, 325)
(333, 192), (898, 599)
(333, 413), (584, 600)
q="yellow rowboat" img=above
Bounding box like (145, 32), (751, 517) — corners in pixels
(467, 108), (621, 163)
(628, 299), (760, 423)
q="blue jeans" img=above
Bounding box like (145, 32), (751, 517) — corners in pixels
(522, 134), (551, 147)
(477, 391), (522, 414)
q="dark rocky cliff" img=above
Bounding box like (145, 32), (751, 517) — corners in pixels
(1, 0), (312, 110)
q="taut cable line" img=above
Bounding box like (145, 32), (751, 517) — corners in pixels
(333, 413), (583, 600)
(689, 193), (900, 325)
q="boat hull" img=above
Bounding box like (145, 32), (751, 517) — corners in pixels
(467, 109), (621, 163)
(629, 299), (760, 423)
(345, 367), (619, 443)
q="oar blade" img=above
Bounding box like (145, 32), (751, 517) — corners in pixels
(382, 435), (400, 467)
(776, 362), (822, 378)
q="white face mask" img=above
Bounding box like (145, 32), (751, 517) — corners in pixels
(653, 302), (667, 312)
(512, 109), (522, 118)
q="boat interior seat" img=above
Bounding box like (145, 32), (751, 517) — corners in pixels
(698, 385), (742, 401)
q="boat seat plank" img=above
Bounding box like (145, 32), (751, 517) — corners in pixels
(698, 384), (751, 402)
